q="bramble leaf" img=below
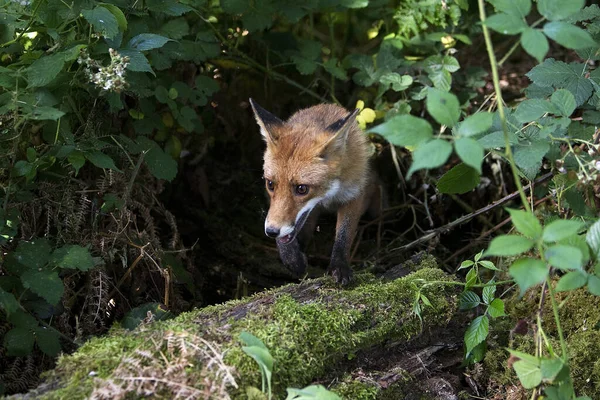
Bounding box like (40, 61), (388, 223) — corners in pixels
(521, 29), (548, 62)
(456, 112), (494, 137)
(485, 235), (534, 256)
(369, 115), (432, 147)
(485, 13), (527, 35)
(543, 22), (597, 50)
(545, 245), (583, 270)
(538, 0), (585, 21)
(455, 137), (484, 174)
(437, 163), (480, 194)
(426, 88), (460, 127)
(506, 209), (542, 239)
(509, 258), (547, 295)
(21, 270), (64, 305)
(556, 271), (588, 292)
(464, 315), (489, 354)
(542, 219), (583, 243)
(407, 139), (453, 178)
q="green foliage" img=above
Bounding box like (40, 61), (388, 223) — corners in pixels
(240, 331), (342, 400)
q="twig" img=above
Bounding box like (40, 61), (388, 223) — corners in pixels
(388, 172), (552, 254)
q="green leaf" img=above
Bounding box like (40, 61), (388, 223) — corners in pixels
(458, 260), (474, 270)
(0, 288), (19, 314)
(30, 106), (65, 121)
(4, 327), (35, 356)
(479, 260), (501, 271)
(145, 146), (178, 181)
(82, 7), (119, 39)
(286, 385), (342, 400)
(526, 59), (593, 106)
(379, 72), (412, 91)
(459, 291), (480, 310)
(221, 0), (276, 31)
(406, 139), (453, 179)
(426, 88), (461, 127)
(485, 12), (527, 35)
(482, 284), (496, 305)
(465, 267), (478, 288)
(478, 130), (518, 149)
(454, 137), (484, 174)
(586, 219), (600, 260)
(509, 258), (548, 295)
(513, 140), (550, 180)
(487, 298), (506, 318)
(68, 151), (86, 175)
(11, 239), (52, 270)
(507, 209), (542, 239)
(538, 0), (585, 21)
(540, 357), (564, 382)
(464, 315), (489, 354)
(85, 151), (121, 171)
(514, 99), (558, 123)
(543, 22), (597, 50)
(159, 18), (189, 40)
(119, 50), (154, 75)
(127, 34), (172, 51)
(437, 163), (480, 194)
(369, 115), (432, 147)
(550, 89), (576, 117)
(513, 359), (542, 389)
(485, 235), (534, 256)
(99, 3), (127, 31)
(35, 327), (61, 356)
(240, 331), (273, 396)
(588, 275), (600, 296)
(521, 29), (549, 63)
(21, 269), (64, 305)
(488, 0), (531, 18)
(556, 271), (588, 292)
(27, 54), (64, 88)
(545, 245), (583, 270)
(50, 245), (96, 271)
(542, 219), (583, 243)
(323, 58), (347, 81)
(456, 112), (494, 137)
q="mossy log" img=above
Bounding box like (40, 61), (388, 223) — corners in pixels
(11, 259), (460, 400)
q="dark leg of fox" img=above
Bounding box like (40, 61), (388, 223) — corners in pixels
(328, 198), (362, 285)
(277, 210), (320, 276)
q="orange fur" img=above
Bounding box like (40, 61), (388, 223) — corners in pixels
(250, 99), (378, 284)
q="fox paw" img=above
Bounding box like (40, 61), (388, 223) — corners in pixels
(277, 239), (308, 275)
(327, 262), (353, 285)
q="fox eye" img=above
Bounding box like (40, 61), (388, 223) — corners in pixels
(266, 179), (274, 191)
(295, 184), (309, 196)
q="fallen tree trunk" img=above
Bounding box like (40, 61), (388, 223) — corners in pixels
(12, 256), (460, 400)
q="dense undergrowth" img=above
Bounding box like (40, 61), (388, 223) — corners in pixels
(1, 0), (600, 398)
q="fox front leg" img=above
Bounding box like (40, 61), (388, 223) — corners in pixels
(276, 210), (319, 277)
(277, 238), (308, 276)
(328, 198), (363, 285)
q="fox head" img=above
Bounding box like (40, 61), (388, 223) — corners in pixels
(249, 99), (360, 244)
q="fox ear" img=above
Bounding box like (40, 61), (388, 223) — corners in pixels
(249, 98), (283, 144)
(319, 108), (360, 157)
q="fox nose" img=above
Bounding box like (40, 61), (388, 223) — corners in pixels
(265, 226), (280, 238)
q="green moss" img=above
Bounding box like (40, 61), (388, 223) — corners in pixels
(543, 287), (600, 338)
(333, 379), (379, 400)
(29, 262), (458, 400)
(567, 330), (600, 397)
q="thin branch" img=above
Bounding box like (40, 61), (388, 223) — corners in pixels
(388, 172), (553, 254)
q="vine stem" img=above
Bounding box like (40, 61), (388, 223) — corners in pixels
(477, 0), (531, 213)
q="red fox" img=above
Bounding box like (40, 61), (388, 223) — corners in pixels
(249, 99), (380, 284)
